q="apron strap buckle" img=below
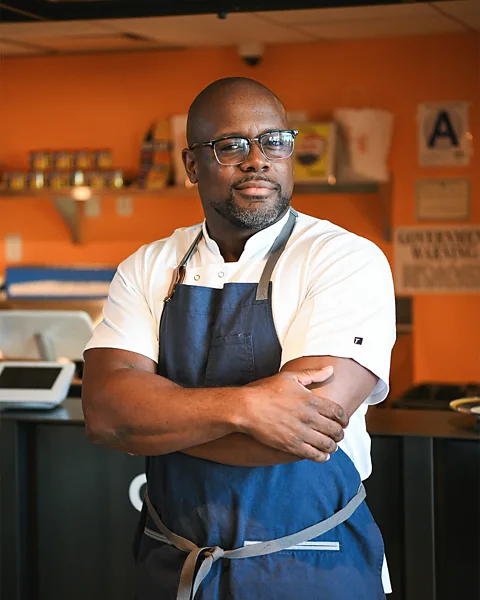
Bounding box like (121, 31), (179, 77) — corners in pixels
(204, 546), (225, 560)
(164, 266), (186, 302)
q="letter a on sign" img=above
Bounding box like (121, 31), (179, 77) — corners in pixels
(427, 111), (459, 148)
(418, 102), (470, 166)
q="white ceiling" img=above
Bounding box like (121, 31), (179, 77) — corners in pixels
(0, 1), (478, 57)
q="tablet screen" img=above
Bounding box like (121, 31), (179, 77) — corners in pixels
(0, 366), (62, 390)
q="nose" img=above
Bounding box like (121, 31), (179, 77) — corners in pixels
(239, 140), (270, 173)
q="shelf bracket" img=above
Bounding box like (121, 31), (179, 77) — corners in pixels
(52, 196), (82, 244)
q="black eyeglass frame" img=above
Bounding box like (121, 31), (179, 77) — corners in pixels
(188, 129), (299, 165)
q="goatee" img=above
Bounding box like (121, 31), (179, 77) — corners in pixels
(211, 192), (291, 230)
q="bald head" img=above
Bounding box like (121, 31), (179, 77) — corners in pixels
(186, 77), (287, 146)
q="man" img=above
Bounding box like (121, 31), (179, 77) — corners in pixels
(82, 77), (396, 600)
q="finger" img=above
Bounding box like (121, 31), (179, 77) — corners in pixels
(302, 429), (338, 454)
(292, 366), (334, 387)
(294, 443), (331, 463)
(309, 395), (349, 428)
(304, 413), (345, 442)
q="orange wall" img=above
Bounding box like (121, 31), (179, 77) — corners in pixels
(0, 33), (478, 383)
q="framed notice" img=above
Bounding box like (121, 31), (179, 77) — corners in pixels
(394, 226), (480, 294)
(416, 178), (470, 221)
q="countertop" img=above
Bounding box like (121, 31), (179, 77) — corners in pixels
(1, 398), (479, 440)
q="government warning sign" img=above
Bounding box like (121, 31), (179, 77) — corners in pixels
(395, 226), (480, 294)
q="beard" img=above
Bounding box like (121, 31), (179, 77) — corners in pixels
(211, 188), (291, 230)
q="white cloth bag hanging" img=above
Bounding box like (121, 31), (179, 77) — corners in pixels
(333, 108), (394, 183)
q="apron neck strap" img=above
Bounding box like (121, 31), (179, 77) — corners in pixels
(164, 230), (203, 302)
(179, 229), (204, 268)
(256, 208), (297, 301)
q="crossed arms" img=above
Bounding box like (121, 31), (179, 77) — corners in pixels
(82, 348), (377, 466)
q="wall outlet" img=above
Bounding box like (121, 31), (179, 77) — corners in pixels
(116, 195), (133, 216)
(84, 196), (101, 218)
(5, 234), (23, 262)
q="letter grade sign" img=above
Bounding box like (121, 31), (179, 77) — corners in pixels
(418, 102), (471, 167)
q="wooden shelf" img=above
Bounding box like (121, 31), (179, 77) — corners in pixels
(0, 179), (392, 243)
(294, 181), (380, 194)
(0, 186), (198, 199)
(0, 181), (385, 199)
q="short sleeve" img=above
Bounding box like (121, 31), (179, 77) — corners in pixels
(280, 234), (396, 405)
(83, 245), (159, 363)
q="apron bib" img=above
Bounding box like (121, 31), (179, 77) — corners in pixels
(133, 210), (385, 600)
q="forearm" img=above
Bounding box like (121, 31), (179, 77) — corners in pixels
(82, 368), (242, 455)
(182, 433), (301, 466)
(83, 349), (344, 464)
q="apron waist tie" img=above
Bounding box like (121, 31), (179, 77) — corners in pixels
(144, 483), (366, 600)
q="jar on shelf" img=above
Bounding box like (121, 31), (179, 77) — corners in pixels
(53, 151), (74, 170)
(5, 172), (27, 191)
(71, 170), (86, 187)
(85, 170), (107, 189)
(74, 150), (95, 170)
(94, 150), (113, 170)
(28, 171), (46, 190)
(50, 171), (71, 189)
(109, 170), (123, 189)
(30, 150), (52, 171)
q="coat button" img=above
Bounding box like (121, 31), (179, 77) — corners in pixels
(218, 271), (224, 278)
(194, 275), (200, 281)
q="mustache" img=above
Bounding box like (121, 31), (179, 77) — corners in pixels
(231, 176), (281, 190)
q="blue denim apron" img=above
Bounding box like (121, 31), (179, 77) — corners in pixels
(134, 209), (385, 600)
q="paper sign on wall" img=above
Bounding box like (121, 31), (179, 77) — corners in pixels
(418, 102), (471, 166)
(394, 226), (480, 294)
(416, 178), (470, 221)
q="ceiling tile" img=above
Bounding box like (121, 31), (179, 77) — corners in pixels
(0, 40), (44, 56)
(26, 34), (170, 52)
(0, 19), (114, 39)
(259, 4), (436, 25)
(295, 14), (466, 40)
(102, 13), (311, 46)
(432, 0), (480, 29)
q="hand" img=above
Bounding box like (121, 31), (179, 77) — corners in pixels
(236, 367), (348, 463)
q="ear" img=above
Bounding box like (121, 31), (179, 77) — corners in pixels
(182, 148), (198, 184)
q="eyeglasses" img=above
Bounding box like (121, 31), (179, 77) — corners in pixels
(188, 129), (298, 166)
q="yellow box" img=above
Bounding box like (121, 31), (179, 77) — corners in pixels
(294, 122), (337, 183)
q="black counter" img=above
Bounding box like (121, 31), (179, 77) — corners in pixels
(1, 400), (479, 600)
(3, 397), (479, 438)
